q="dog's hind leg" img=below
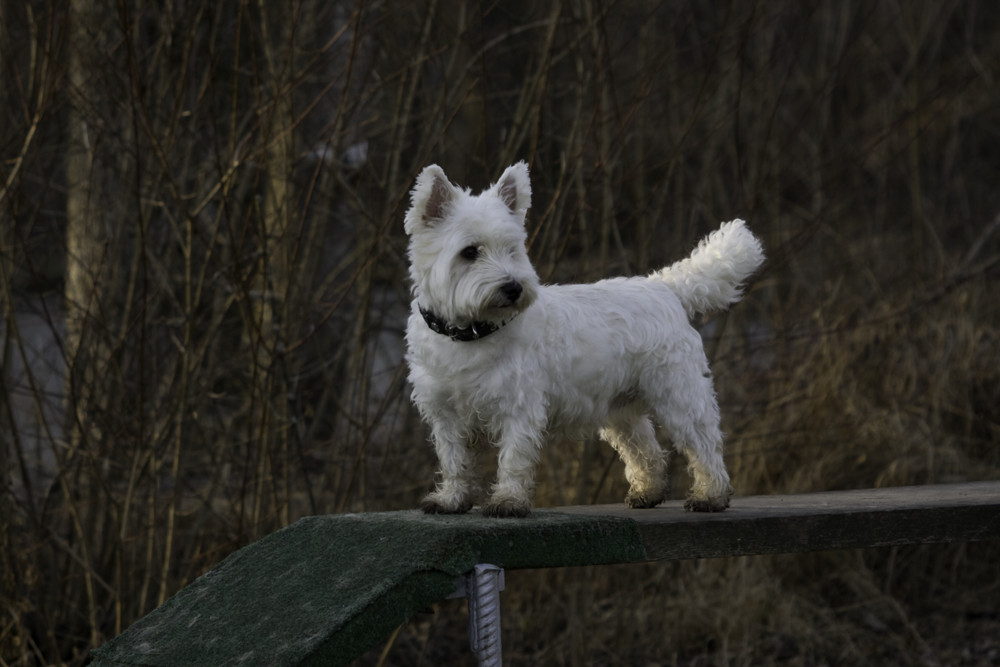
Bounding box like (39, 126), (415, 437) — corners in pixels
(675, 426), (732, 512)
(648, 365), (733, 512)
(600, 412), (669, 509)
(421, 419), (478, 514)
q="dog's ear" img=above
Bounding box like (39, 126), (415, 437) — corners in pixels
(405, 164), (456, 234)
(494, 161), (531, 219)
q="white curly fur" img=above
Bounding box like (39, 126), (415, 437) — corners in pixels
(404, 162), (764, 517)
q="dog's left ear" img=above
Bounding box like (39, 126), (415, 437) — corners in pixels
(493, 161), (531, 219)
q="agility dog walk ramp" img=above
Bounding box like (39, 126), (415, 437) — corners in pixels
(91, 481), (1000, 666)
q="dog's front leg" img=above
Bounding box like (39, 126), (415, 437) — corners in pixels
(421, 420), (478, 514)
(483, 430), (541, 518)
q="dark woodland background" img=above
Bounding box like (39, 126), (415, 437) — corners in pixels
(2, 1), (999, 665)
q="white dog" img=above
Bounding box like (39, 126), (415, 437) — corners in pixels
(404, 162), (764, 517)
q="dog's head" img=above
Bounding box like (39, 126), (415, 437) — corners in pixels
(404, 162), (540, 333)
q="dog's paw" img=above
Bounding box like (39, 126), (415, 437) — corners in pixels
(482, 497), (531, 518)
(624, 489), (666, 509)
(420, 494), (473, 515)
(684, 496), (730, 512)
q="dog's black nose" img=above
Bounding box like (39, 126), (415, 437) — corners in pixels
(500, 281), (523, 303)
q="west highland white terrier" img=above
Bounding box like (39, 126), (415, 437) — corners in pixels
(404, 162), (764, 518)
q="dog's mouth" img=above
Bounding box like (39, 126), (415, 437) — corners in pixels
(483, 300), (523, 319)
(495, 310), (521, 327)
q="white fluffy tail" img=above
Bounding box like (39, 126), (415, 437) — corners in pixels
(651, 219), (765, 317)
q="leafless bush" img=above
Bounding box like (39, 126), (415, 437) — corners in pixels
(1, 1), (998, 665)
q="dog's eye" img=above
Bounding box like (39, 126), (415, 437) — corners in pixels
(459, 245), (479, 261)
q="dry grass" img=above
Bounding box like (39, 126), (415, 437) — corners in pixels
(2, 1), (999, 665)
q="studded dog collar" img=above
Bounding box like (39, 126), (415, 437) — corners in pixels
(419, 306), (511, 341)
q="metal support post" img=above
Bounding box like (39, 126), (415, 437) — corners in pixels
(450, 563), (505, 666)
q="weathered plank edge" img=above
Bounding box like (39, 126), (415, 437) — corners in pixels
(553, 481), (1000, 562)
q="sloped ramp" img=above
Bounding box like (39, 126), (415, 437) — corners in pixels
(90, 509), (644, 666)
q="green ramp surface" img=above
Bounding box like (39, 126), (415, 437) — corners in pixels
(90, 508), (645, 667)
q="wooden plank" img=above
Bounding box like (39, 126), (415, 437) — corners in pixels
(553, 481), (1000, 561)
(90, 482), (1000, 666)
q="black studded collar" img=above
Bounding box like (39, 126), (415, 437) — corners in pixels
(419, 306), (507, 341)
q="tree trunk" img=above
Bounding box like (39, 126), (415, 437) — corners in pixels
(241, 1), (295, 533)
(65, 0), (113, 454)
(64, 0), (121, 648)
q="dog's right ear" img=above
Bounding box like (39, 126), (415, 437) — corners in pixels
(405, 164), (456, 235)
(493, 161), (531, 218)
